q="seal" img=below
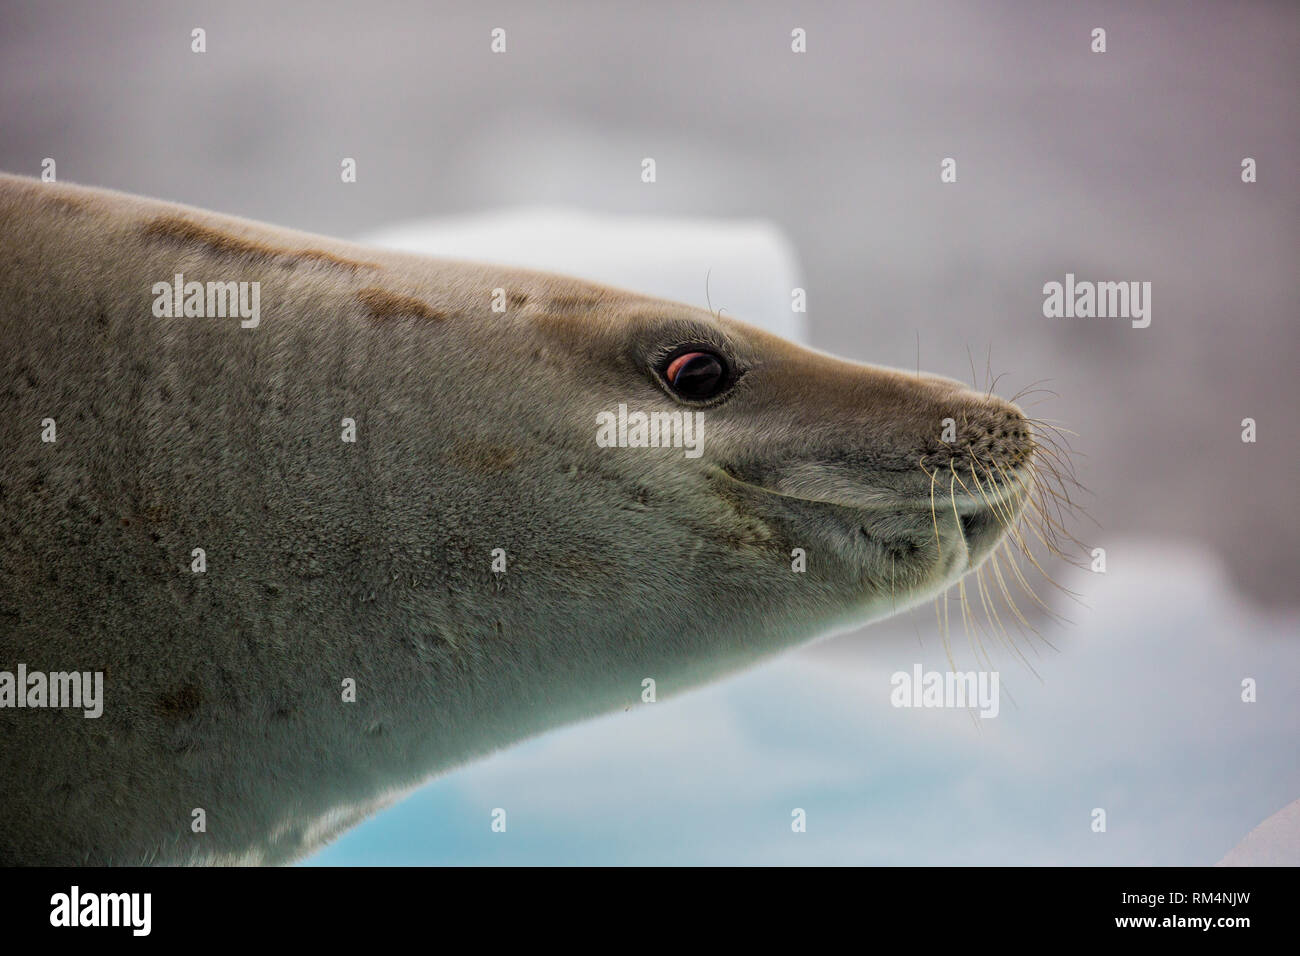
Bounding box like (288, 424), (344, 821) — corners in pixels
(0, 173), (1053, 864)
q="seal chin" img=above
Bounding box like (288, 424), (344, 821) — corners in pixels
(710, 463), (1030, 605)
(956, 503), (1009, 571)
(952, 465), (1032, 573)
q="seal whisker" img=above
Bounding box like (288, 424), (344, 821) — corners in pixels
(922, 457), (943, 559)
(961, 454), (1081, 626)
(982, 561), (1046, 675)
(975, 564), (1019, 663)
(973, 564), (1003, 650)
(1028, 446), (1085, 495)
(934, 595), (947, 656)
(1003, 458), (1094, 573)
(890, 553), (898, 615)
(1022, 473), (1092, 565)
(956, 576), (991, 669)
(1023, 427), (1086, 482)
(1008, 381), (1062, 406)
(996, 542), (1065, 650)
(997, 531), (1075, 628)
(947, 468), (997, 668)
(967, 461), (1083, 630)
(964, 459), (1027, 551)
(988, 546), (1036, 637)
(998, 505), (1083, 607)
(939, 589), (958, 673)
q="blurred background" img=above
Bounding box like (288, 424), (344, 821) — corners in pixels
(2, 0), (1296, 864)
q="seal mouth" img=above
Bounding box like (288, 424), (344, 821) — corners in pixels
(954, 501), (1015, 571)
(710, 464), (1030, 581)
(959, 508), (995, 552)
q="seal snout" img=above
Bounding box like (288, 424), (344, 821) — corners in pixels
(818, 370), (1037, 580)
(906, 386), (1035, 573)
(914, 385), (1034, 481)
(903, 383), (1034, 562)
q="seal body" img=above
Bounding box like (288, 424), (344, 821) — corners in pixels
(0, 174), (1034, 864)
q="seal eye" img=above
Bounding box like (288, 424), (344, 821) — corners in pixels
(663, 350), (727, 401)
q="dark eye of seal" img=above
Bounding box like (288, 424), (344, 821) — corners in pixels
(663, 350), (728, 401)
